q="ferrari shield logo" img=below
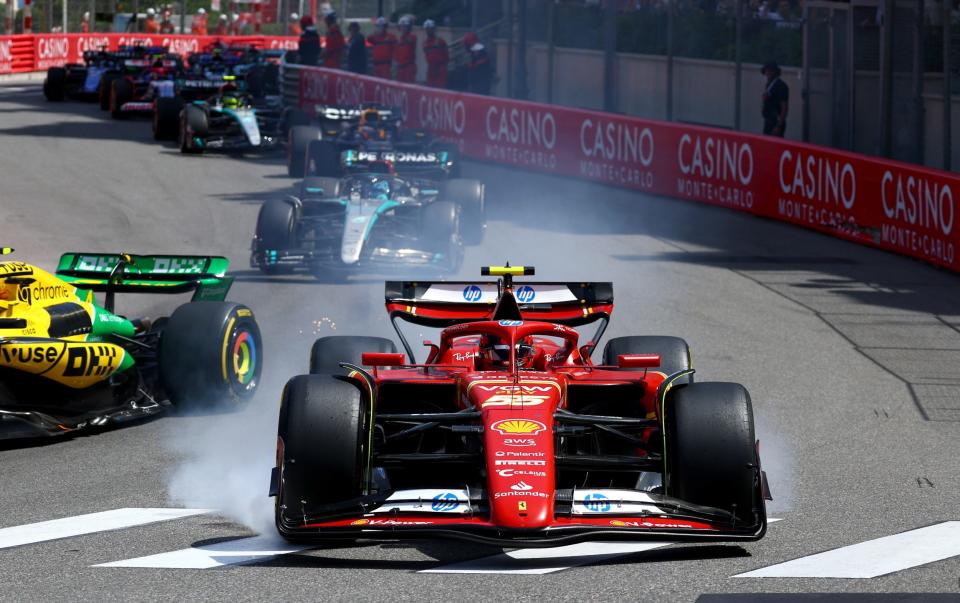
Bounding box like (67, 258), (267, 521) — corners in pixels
(518, 501), (527, 511)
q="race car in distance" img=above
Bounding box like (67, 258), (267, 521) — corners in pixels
(0, 248), (261, 440)
(251, 172), (485, 277)
(271, 265), (770, 546)
(287, 104), (459, 178)
(42, 45), (174, 107)
(176, 85), (284, 154)
(106, 58), (181, 119)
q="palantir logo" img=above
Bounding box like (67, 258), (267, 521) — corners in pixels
(516, 286), (535, 303)
(462, 285), (482, 302)
(583, 493), (611, 512)
(431, 492), (459, 511)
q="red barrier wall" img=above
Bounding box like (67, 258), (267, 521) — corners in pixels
(0, 33), (298, 74)
(298, 67), (959, 272)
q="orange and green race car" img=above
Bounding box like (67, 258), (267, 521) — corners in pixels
(0, 248), (261, 440)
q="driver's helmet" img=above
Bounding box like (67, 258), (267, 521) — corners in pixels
(359, 108), (380, 127)
(219, 83), (242, 108)
(478, 335), (535, 370)
(371, 178), (391, 199)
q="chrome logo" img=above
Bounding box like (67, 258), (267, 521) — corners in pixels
(491, 419), (546, 435)
(232, 330), (257, 386)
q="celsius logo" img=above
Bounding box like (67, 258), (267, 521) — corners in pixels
(431, 492), (460, 512)
(462, 285), (482, 302)
(515, 286), (535, 303)
(583, 493), (611, 512)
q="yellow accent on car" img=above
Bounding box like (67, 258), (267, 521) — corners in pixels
(221, 316), (236, 381)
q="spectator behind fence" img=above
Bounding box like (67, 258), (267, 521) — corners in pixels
(298, 15), (321, 66)
(214, 13), (229, 35)
(193, 8), (207, 34)
(761, 61), (788, 137)
(395, 16), (417, 82)
(81, 11), (90, 32)
(144, 8), (160, 33)
(368, 17), (396, 79)
(464, 32), (492, 95)
(423, 20), (448, 88)
(322, 11), (345, 68)
(347, 21), (367, 74)
(159, 9), (175, 33)
(288, 13), (301, 36)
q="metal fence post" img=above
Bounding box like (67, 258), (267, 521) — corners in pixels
(506, 0), (514, 97)
(603, 0), (616, 112)
(945, 0), (953, 170)
(879, 0), (893, 157)
(666, 0), (674, 121)
(734, 0), (743, 130)
(546, 0), (555, 104)
(516, 0), (528, 99)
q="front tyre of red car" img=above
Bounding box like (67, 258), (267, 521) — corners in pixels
(663, 382), (763, 528)
(275, 374), (366, 537)
(159, 301), (262, 410)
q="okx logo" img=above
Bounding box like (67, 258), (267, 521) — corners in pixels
(462, 285), (482, 302)
(516, 286), (535, 303)
(431, 492), (460, 512)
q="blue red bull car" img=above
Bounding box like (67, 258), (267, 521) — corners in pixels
(271, 265), (770, 546)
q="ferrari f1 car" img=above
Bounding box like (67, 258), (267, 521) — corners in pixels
(176, 86), (284, 154)
(270, 265), (770, 546)
(0, 248), (261, 440)
(286, 104), (459, 179)
(251, 173), (485, 277)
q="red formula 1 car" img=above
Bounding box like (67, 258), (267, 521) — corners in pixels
(271, 265), (770, 546)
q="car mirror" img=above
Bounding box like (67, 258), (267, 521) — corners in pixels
(617, 354), (660, 369)
(361, 352), (406, 367)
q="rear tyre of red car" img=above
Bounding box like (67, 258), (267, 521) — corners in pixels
(275, 374), (366, 533)
(602, 335), (693, 384)
(309, 336), (398, 374)
(159, 301), (262, 409)
(110, 78), (133, 119)
(306, 139), (341, 178)
(255, 199), (297, 275)
(663, 382), (762, 526)
(440, 179), (485, 246)
(153, 97), (183, 141)
(43, 68), (66, 101)
(288, 125), (320, 177)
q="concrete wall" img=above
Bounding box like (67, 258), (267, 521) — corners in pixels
(494, 39), (960, 172)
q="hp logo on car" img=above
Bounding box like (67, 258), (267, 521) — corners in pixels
(516, 286), (535, 303)
(462, 285), (482, 302)
(583, 493), (611, 513)
(432, 492), (460, 512)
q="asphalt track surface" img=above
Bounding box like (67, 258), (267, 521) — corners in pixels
(1, 82), (959, 602)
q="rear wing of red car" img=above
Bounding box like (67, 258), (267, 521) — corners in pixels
(384, 280), (614, 328)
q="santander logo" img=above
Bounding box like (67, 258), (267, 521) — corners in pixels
(510, 481), (534, 491)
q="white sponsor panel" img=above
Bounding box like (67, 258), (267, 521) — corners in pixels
(370, 489), (471, 514)
(420, 283), (499, 303)
(571, 489), (663, 515)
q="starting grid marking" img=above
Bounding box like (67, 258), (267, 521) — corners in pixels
(2, 510), (959, 579)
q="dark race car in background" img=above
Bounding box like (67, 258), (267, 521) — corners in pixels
(270, 265), (770, 546)
(42, 45), (174, 108)
(176, 87), (284, 155)
(251, 172), (485, 277)
(286, 104), (460, 179)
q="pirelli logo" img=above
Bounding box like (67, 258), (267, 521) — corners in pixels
(63, 345), (119, 377)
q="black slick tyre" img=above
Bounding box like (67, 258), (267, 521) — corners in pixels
(309, 336), (397, 374)
(275, 374), (366, 530)
(422, 200), (463, 274)
(153, 97), (183, 140)
(109, 78), (133, 118)
(179, 105), (207, 154)
(602, 335), (693, 383)
(440, 179), (485, 245)
(300, 177), (340, 199)
(306, 139), (340, 177)
(663, 382), (761, 526)
(98, 72), (118, 110)
(43, 67), (66, 101)
(288, 125), (320, 177)
(159, 301), (261, 409)
(255, 199), (297, 275)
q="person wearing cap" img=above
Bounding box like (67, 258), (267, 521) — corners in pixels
(192, 8), (207, 35)
(346, 21), (367, 74)
(321, 10), (345, 69)
(422, 20), (448, 88)
(464, 32), (491, 95)
(394, 16), (417, 82)
(761, 61), (789, 137)
(81, 11), (90, 32)
(297, 15), (321, 66)
(367, 16), (396, 79)
(288, 12), (301, 36)
(144, 8), (161, 33)
(213, 13), (229, 35)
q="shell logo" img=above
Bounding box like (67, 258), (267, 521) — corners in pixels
(350, 519), (369, 526)
(610, 520), (628, 527)
(491, 419), (546, 435)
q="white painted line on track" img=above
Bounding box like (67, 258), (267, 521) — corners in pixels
(96, 534), (314, 569)
(0, 508), (210, 550)
(424, 518), (783, 575)
(734, 521), (960, 578)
